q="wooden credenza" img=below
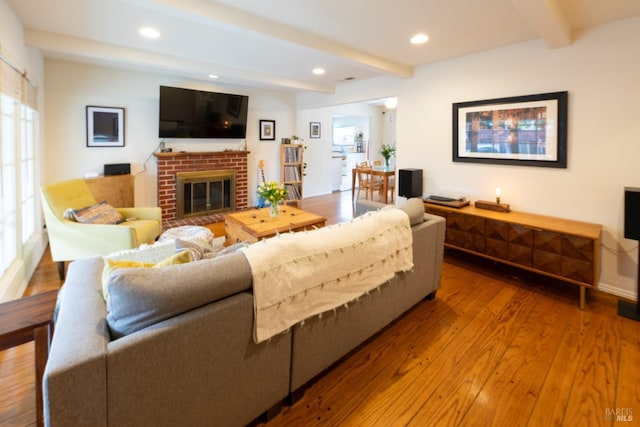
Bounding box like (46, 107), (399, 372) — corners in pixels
(85, 174), (134, 207)
(424, 203), (602, 309)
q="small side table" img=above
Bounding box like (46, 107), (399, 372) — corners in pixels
(0, 290), (58, 427)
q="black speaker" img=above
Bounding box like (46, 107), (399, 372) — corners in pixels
(399, 169), (423, 198)
(104, 163), (131, 176)
(624, 187), (640, 241)
(620, 186), (640, 321)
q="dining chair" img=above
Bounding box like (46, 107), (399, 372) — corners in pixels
(385, 174), (396, 203)
(373, 163), (395, 203)
(371, 160), (384, 185)
(356, 165), (381, 201)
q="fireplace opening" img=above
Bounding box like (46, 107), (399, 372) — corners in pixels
(176, 170), (236, 219)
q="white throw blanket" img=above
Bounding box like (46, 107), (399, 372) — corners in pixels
(241, 208), (413, 343)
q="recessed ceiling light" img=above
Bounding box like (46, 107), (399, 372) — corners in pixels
(208, 74), (219, 79)
(139, 27), (161, 39)
(410, 33), (429, 45)
(312, 68), (326, 75)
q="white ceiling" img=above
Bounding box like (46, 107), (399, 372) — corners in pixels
(7, 0), (640, 93)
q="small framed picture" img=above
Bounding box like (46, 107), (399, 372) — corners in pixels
(86, 106), (125, 147)
(260, 120), (276, 140)
(310, 122), (321, 139)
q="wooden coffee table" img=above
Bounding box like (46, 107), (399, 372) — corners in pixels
(225, 206), (327, 244)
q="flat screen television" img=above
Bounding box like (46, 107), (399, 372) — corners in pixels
(159, 86), (249, 139)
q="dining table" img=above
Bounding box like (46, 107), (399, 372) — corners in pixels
(351, 165), (396, 204)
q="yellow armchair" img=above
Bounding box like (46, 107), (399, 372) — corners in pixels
(41, 179), (162, 279)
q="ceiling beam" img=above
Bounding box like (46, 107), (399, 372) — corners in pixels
(128, 0), (414, 78)
(507, 0), (572, 48)
(24, 29), (334, 93)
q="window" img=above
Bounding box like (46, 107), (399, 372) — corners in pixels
(332, 115), (370, 151)
(21, 105), (37, 244)
(0, 53), (41, 298)
(0, 95), (38, 275)
(333, 125), (356, 145)
(0, 95), (17, 273)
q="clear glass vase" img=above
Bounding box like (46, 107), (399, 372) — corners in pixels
(269, 202), (280, 218)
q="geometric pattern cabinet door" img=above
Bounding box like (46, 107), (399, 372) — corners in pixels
(444, 211), (466, 247)
(561, 235), (595, 284)
(507, 224), (534, 267)
(533, 230), (563, 276)
(464, 215), (485, 253)
(485, 219), (509, 259)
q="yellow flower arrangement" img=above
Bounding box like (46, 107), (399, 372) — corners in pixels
(257, 180), (288, 206)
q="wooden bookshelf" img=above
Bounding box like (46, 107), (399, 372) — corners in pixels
(281, 144), (304, 207)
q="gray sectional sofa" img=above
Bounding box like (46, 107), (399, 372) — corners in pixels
(290, 199), (446, 396)
(43, 198), (445, 427)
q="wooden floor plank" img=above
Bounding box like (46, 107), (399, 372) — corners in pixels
(613, 317), (640, 425)
(396, 287), (537, 426)
(364, 283), (527, 426)
(355, 275), (510, 425)
(274, 265), (505, 426)
(458, 294), (573, 426)
(527, 307), (594, 426)
(562, 312), (622, 426)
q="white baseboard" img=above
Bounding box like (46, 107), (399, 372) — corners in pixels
(0, 233), (48, 302)
(0, 262), (24, 302)
(598, 281), (637, 301)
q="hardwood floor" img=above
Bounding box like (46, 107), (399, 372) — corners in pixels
(1, 191), (638, 426)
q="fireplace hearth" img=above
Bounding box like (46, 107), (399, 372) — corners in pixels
(154, 151), (249, 223)
(176, 170), (236, 219)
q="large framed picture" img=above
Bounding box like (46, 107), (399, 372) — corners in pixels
(260, 119), (275, 140)
(86, 106), (125, 147)
(452, 91), (568, 168)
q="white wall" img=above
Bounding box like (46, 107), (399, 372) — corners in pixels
(297, 102), (386, 197)
(44, 60), (296, 207)
(0, 0), (46, 301)
(297, 17), (640, 300)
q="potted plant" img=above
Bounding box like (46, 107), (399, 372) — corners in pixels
(379, 144), (396, 168)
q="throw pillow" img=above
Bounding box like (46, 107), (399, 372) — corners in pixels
(175, 238), (214, 261)
(398, 198), (425, 226)
(66, 201), (126, 225)
(106, 251), (253, 339)
(107, 240), (177, 264)
(101, 250), (193, 300)
(203, 240), (249, 259)
(158, 225), (214, 244)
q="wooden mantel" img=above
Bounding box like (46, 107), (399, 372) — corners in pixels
(153, 150), (251, 158)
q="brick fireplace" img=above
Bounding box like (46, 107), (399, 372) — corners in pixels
(154, 151), (249, 225)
